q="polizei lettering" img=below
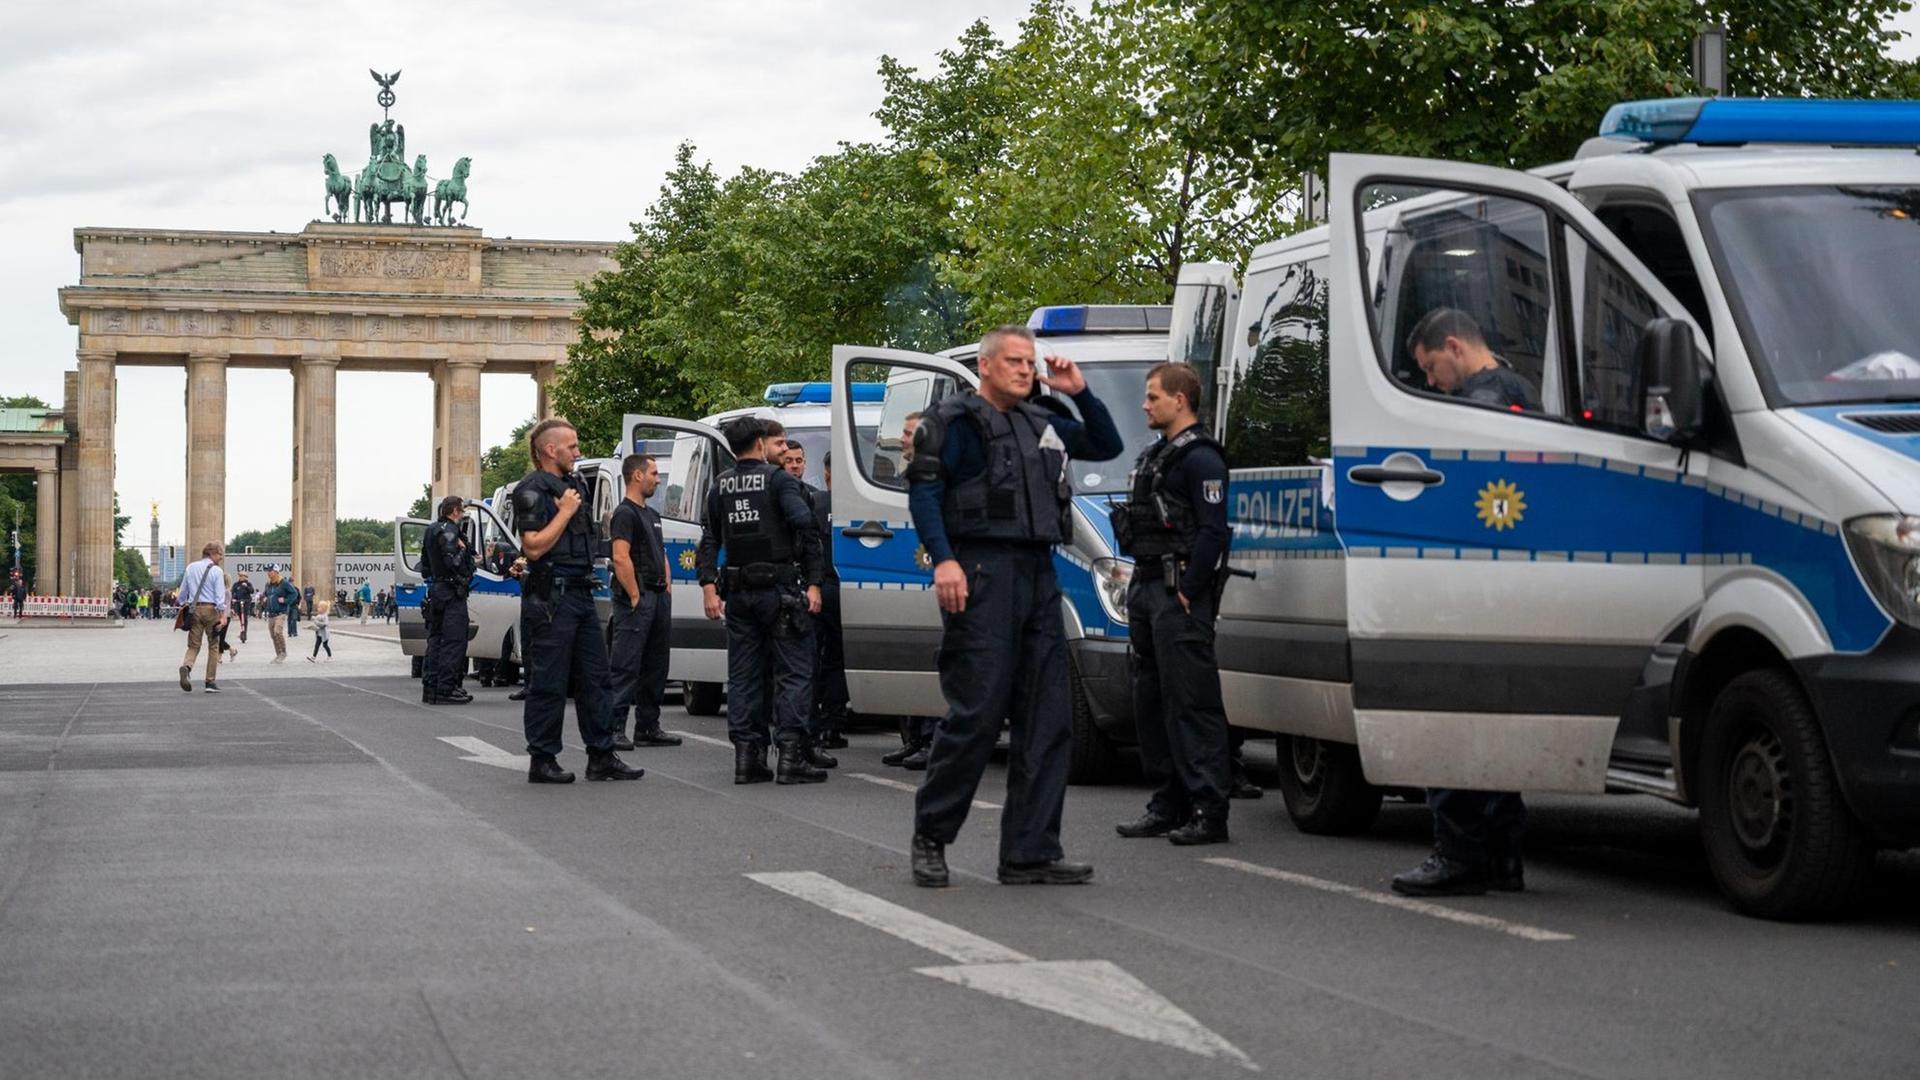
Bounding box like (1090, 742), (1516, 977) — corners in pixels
(718, 473), (767, 496)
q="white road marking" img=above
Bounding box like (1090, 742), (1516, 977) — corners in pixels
(667, 729), (735, 750)
(748, 871), (1256, 1070)
(437, 735), (527, 771)
(1203, 857), (1574, 943)
(748, 871), (1029, 963)
(846, 771), (1001, 811)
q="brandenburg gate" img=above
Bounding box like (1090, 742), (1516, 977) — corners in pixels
(48, 72), (616, 600)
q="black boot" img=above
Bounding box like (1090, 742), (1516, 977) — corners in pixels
(507, 688), (527, 702)
(611, 732), (636, 752)
(734, 744), (773, 785)
(911, 833), (949, 888)
(1390, 850), (1489, 897)
(997, 859), (1094, 885)
(633, 729), (683, 747)
(881, 743), (919, 767)
(1115, 811), (1182, 839)
(1491, 854), (1526, 893)
(527, 754), (575, 785)
(804, 746), (838, 769)
(585, 750), (645, 782)
(776, 745), (828, 785)
(1168, 815), (1230, 846)
(818, 732), (849, 750)
(900, 747), (930, 771)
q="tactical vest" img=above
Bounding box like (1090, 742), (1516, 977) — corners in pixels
(715, 460), (794, 567)
(937, 393), (1073, 545)
(1113, 427), (1222, 560)
(515, 470), (594, 575)
(423, 518), (475, 589)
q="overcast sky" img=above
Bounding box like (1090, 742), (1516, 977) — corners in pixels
(1, 3), (1916, 548)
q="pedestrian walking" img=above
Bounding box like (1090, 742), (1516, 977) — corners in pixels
(421, 496), (475, 705)
(261, 567), (299, 663)
(904, 325), (1122, 887)
(696, 416), (827, 786)
(175, 542), (231, 694)
(308, 600), (333, 662)
(1112, 363), (1235, 847)
(607, 453), (682, 751)
(512, 419), (643, 784)
(358, 581), (373, 624)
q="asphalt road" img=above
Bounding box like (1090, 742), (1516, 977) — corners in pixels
(2, 674), (1916, 1079)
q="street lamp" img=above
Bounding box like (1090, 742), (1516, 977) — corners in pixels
(1693, 24), (1729, 97)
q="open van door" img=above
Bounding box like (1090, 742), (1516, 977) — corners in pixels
(392, 516), (431, 672)
(1326, 153), (1711, 794)
(623, 415), (735, 715)
(457, 498), (520, 662)
(829, 345), (977, 715)
(1169, 260), (1240, 422)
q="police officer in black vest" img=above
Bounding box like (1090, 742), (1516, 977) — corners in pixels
(512, 419), (644, 785)
(697, 416), (827, 786)
(905, 325), (1123, 888)
(422, 495), (476, 705)
(1113, 363), (1234, 845)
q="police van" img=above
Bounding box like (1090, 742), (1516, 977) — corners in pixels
(392, 495), (527, 677)
(1177, 97), (1920, 918)
(623, 383), (883, 715)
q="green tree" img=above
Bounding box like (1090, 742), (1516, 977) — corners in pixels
(114, 547), (152, 590)
(408, 484), (432, 520)
(937, 0), (1297, 329)
(481, 417), (537, 495)
(1171, 0), (1920, 176)
(0, 394), (50, 409)
(228, 522), (292, 552)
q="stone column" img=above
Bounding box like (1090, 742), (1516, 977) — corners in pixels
(440, 357), (484, 500)
(59, 371), (78, 596)
(34, 466), (59, 595)
(292, 355), (338, 601)
(183, 352), (228, 555)
(75, 349), (115, 598)
(533, 362), (556, 421)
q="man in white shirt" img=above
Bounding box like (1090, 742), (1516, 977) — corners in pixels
(177, 542), (230, 693)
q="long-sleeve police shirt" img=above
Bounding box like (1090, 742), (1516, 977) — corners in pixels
(1162, 436), (1231, 601)
(695, 460), (826, 587)
(908, 388), (1125, 566)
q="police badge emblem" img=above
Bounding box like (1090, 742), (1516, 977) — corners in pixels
(1202, 479), (1224, 504)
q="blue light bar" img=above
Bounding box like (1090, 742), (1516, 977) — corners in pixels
(762, 382), (885, 405)
(1600, 96), (1920, 145)
(1032, 306), (1087, 334)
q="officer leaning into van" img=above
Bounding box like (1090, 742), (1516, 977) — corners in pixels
(697, 416), (828, 786)
(513, 418), (645, 785)
(905, 325), (1123, 888)
(1392, 307), (1534, 896)
(1112, 363), (1234, 845)
(421, 495), (476, 706)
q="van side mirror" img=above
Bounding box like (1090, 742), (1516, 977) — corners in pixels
(1637, 318), (1706, 444)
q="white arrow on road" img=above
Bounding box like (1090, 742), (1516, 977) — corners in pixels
(748, 870), (1255, 1071)
(437, 735), (527, 771)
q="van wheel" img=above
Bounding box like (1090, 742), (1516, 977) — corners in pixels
(1276, 735), (1383, 835)
(684, 681), (723, 717)
(1067, 672), (1122, 785)
(1697, 669), (1874, 920)
(410, 655), (424, 679)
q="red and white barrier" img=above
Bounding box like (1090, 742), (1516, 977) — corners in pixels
(14, 596), (114, 619)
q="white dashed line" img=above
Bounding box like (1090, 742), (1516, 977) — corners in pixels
(846, 771), (1000, 811)
(667, 729), (735, 749)
(1203, 857), (1574, 943)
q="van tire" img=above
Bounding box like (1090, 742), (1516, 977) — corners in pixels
(1276, 735), (1383, 835)
(1067, 672), (1122, 785)
(1697, 669), (1874, 920)
(684, 681), (723, 717)
(410, 655), (424, 679)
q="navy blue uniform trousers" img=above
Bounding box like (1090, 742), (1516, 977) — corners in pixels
(725, 586), (814, 748)
(1128, 582), (1231, 824)
(609, 589), (671, 737)
(914, 545), (1071, 867)
(424, 593), (469, 695)
(520, 582), (616, 758)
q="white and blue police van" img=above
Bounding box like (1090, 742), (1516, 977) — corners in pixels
(822, 305), (1174, 781)
(1177, 97), (1920, 918)
(623, 382), (884, 716)
(392, 494), (529, 678)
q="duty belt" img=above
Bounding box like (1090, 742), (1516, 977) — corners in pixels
(548, 575), (596, 592)
(723, 563), (803, 590)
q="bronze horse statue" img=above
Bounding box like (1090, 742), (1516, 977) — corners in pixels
(356, 153), (430, 225)
(433, 157), (471, 225)
(322, 154), (352, 222)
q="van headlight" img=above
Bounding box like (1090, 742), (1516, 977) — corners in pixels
(1091, 557), (1133, 624)
(1845, 515), (1920, 626)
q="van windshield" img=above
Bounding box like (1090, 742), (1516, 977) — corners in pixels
(1700, 186), (1920, 406)
(1051, 360), (1154, 493)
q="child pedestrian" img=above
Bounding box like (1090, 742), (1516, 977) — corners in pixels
(308, 600), (333, 662)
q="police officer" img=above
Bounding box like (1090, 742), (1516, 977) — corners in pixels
(810, 449), (851, 750)
(608, 452), (682, 751)
(421, 495), (476, 705)
(512, 419), (644, 785)
(1112, 363), (1233, 845)
(906, 325), (1123, 888)
(697, 417), (827, 786)
(1393, 308), (1534, 895)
